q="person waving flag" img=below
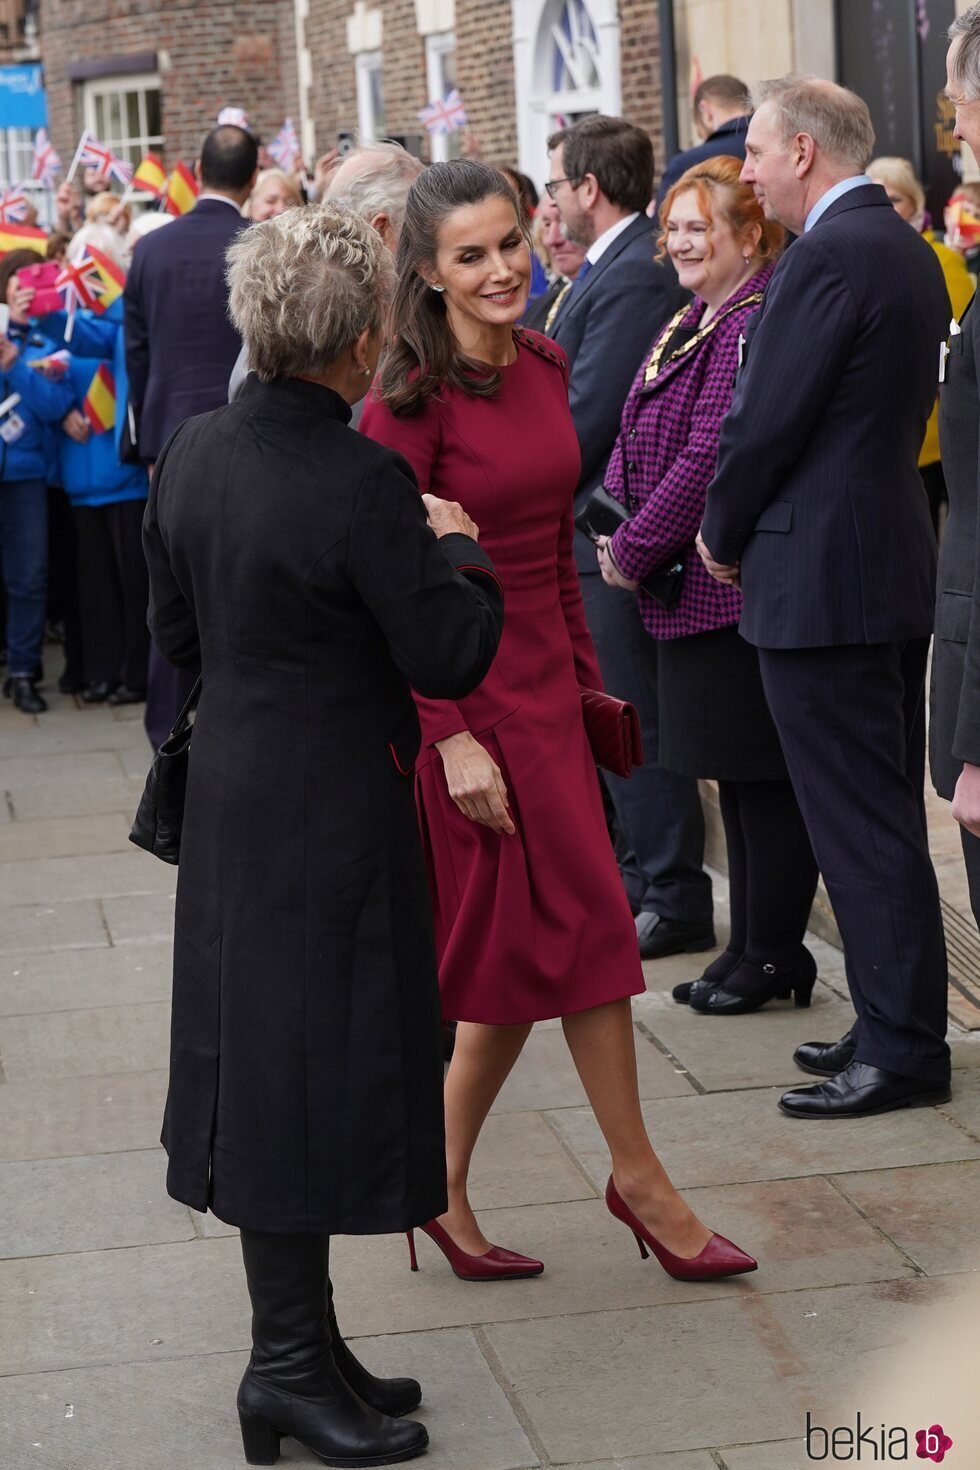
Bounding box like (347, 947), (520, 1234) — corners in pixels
(32, 128), (62, 189)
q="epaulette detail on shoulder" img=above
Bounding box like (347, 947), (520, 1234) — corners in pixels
(514, 326), (566, 374)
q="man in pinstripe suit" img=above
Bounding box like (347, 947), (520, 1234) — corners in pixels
(699, 77), (953, 1117)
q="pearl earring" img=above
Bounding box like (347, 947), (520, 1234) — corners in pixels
(430, 284), (445, 293)
(361, 366), (371, 376)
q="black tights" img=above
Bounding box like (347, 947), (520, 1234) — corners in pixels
(718, 779), (819, 966)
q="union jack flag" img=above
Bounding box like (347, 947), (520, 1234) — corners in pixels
(31, 128), (62, 189)
(218, 107), (251, 131)
(268, 118), (300, 169)
(76, 131), (134, 186)
(418, 89), (468, 136)
(55, 253), (107, 333)
(0, 185), (29, 224)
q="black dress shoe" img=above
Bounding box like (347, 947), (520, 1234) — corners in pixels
(58, 671), (86, 694)
(81, 681), (116, 703)
(637, 912), (716, 961)
(6, 677), (47, 714)
(779, 1060), (952, 1119)
(673, 947), (742, 1004)
(691, 947), (817, 1015)
(107, 684), (147, 706)
(793, 1028), (856, 1078)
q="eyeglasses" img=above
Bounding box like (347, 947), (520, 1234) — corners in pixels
(545, 176), (581, 200)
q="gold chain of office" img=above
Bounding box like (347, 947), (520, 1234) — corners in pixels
(643, 293), (765, 385)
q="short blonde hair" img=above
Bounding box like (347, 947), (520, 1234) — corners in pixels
(226, 202), (395, 381)
(86, 190), (131, 231)
(866, 156), (925, 217)
(246, 167), (303, 218)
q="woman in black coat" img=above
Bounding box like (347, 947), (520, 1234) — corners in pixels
(143, 203), (504, 1468)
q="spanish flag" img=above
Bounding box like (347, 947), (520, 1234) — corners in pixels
(86, 245), (126, 312)
(164, 160), (199, 217)
(83, 364), (116, 434)
(0, 222), (47, 256)
(132, 152), (168, 198)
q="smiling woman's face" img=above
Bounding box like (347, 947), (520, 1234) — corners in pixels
(430, 195), (532, 332)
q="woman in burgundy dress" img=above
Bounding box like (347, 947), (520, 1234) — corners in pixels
(361, 160), (755, 1284)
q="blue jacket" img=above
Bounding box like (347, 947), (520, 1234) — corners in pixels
(0, 323), (74, 484)
(40, 297), (137, 465)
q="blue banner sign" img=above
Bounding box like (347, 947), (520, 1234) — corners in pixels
(0, 66), (47, 130)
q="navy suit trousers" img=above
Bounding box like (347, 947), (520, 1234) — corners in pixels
(580, 573), (713, 925)
(758, 638), (950, 1084)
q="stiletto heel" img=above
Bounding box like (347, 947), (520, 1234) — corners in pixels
(238, 1407), (281, 1465)
(406, 1230), (418, 1272)
(412, 1217), (544, 1281)
(605, 1177), (757, 1281)
(632, 1230), (649, 1260)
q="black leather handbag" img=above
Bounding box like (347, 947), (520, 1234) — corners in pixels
(575, 479), (684, 610)
(129, 676), (202, 865)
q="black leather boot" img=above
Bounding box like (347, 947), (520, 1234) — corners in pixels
(5, 676), (47, 714)
(237, 1230), (428, 1467)
(690, 946), (817, 1015)
(328, 1279), (421, 1417)
(672, 947), (742, 1005)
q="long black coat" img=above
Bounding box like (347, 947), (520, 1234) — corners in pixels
(143, 375), (504, 1233)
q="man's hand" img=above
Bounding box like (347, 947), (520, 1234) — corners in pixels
(435, 731), (516, 834)
(696, 531), (740, 586)
(952, 762), (980, 838)
(62, 409), (91, 444)
(422, 493), (479, 541)
(596, 535), (639, 591)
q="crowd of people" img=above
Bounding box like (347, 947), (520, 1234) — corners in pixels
(8, 5), (980, 1464)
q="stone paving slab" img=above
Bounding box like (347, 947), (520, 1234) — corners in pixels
(0, 1001), (170, 1081)
(467, 1111), (595, 1210)
(116, 746), (160, 781)
(831, 1159), (980, 1275)
(545, 1089), (980, 1192)
(5, 776), (148, 823)
(631, 989), (858, 1093)
(0, 942), (172, 1017)
(0, 718), (146, 758)
(553, 1458), (717, 1470)
(0, 751), (125, 791)
(0, 850), (176, 906)
(719, 1442), (808, 1470)
(0, 1150), (193, 1259)
(490, 1026), (695, 1113)
(0, 813), (134, 863)
(0, 1329), (537, 1470)
(939, 1066), (980, 1134)
(101, 892), (177, 945)
(481, 1277), (956, 1463)
(0, 1069), (169, 1162)
(0, 899), (108, 955)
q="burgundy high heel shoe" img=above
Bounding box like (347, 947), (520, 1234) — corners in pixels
(605, 1178), (757, 1281)
(407, 1219), (544, 1282)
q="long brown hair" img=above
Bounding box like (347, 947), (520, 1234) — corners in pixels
(376, 159), (529, 418)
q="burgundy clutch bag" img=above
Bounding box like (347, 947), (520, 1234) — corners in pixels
(580, 688), (644, 778)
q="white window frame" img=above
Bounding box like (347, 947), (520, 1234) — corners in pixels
(81, 71), (163, 188)
(424, 31), (460, 164)
(355, 51), (385, 143)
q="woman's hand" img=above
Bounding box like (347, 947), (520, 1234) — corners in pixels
(62, 409), (91, 443)
(422, 493), (479, 541)
(9, 283), (34, 321)
(0, 337), (19, 372)
(596, 535), (639, 591)
(435, 731), (516, 835)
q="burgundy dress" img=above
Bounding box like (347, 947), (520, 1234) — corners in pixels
(361, 328), (644, 1024)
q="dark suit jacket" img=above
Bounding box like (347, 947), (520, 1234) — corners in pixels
(549, 213), (686, 572)
(700, 184), (950, 648)
(124, 198), (248, 462)
(657, 117), (750, 207)
(931, 296), (979, 798)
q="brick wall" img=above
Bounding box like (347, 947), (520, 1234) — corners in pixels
(456, 0), (518, 166)
(619, 0), (666, 178)
(40, 0), (297, 173)
(306, 0), (359, 151)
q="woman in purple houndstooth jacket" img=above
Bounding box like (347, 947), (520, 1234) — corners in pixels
(598, 156), (821, 1017)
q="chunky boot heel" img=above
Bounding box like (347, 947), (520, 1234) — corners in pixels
(794, 975), (816, 1008)
(691, 947), (818, 1016)
(238, 1407), (281, 1465)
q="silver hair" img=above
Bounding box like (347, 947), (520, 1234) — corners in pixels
(751, 75), (876, 170)
(226, 202), (395, 381)
(325, 142), (424, 241)
(950, 3), (980, 101)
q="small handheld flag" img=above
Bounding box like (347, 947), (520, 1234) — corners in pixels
(218, 107), (251, 131)
(0, 186), (29, 225)
(418, 89), (468, 135)
(83, 364), (116, 434)
(0, 221), (47, 256)
(32, 128), (62, 189)
(132, 153), (167, 199)
(55, 253), (106, 339)
(269, 118), (300, 170)
(85, 245), (126, 311)
(67, 130), (135, 186)
(164, 161), (199, 216)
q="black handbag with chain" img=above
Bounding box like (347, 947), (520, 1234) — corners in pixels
(129, 676), (202, 864)
(575, 482), (685, 609)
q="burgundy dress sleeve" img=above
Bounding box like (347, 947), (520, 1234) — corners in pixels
(359, 390), (471, 746)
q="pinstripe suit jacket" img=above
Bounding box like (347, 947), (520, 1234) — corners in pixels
(700, 185), (950, 649)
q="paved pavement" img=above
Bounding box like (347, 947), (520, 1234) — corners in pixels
(3, 665), (980, 1469)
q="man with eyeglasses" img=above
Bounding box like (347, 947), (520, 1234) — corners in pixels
(545, 115), (710, 963)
